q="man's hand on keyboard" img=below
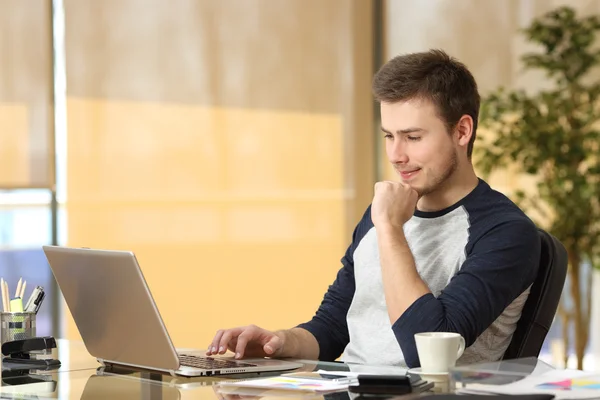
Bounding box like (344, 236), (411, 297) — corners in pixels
(206, 325), (284, 359)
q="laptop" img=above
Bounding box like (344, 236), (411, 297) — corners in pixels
(42, 245), (303, 377)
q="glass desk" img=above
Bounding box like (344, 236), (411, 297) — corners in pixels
(0, 339), (551, 399)
(0, 339), (411, 399)
(450, 357), (556, 390)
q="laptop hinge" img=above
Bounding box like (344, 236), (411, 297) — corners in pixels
(96, 357), (177, 376)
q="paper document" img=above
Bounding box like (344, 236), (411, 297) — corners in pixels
(346, 363), (408, 376)
(316, 370), (360, 378)
(217, 375), (350, 393)
(316, 368), (406, 377)
(458, 369), (600, 399)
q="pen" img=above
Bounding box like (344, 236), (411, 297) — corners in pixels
(25, 287), (45, 314)
(33, 290), (45, 314)
(25, 286), (43, 312)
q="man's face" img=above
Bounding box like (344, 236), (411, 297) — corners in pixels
(380, 99), (459, 197)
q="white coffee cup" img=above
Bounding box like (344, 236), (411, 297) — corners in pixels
(414, 332), (465, 373)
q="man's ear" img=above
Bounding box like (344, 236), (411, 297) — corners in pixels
(454, 115), (474, 148)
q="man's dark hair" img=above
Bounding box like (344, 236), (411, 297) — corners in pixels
(372, 49), (480, 158)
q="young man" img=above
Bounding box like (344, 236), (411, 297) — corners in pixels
(207, 49), (540, 367)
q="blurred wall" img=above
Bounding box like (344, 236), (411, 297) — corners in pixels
(62, 0), (375, 348)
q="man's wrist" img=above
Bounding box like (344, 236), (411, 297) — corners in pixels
(376, 223), (407, 241)
(377, 224), (413, 260)
(275, 328), (319, 359)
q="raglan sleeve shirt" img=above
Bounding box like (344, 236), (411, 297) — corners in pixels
(297, 193), (540, 366)
(392, 218), (541, 367)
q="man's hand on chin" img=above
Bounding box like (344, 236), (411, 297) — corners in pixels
(371, 180), (429, 323)
(371, 181), (418, 232)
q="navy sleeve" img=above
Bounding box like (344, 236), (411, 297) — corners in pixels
(391, 219), (540, 367)
(297, 206), (373, 361)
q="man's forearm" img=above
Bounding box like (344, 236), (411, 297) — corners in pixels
(378, 226), (431, 323)
(277, 327), (320, 359)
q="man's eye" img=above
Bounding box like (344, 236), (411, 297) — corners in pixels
(407, 136), (421, 141)
(384, 134), (393, 139)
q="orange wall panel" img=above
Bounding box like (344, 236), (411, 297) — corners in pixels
(65, 98), (348, 347)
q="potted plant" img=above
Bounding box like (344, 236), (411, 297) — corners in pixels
(476, 6), (600, 370)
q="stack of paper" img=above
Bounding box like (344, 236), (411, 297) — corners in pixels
(457, 369), (600, 399)
(217, 375), (350, 394)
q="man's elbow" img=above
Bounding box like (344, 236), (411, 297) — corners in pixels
(401, 343), (421, 368)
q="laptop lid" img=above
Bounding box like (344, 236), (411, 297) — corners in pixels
(43, 246), (304, 377)
(43, 246), (181, 373)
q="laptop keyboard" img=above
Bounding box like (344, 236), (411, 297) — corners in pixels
(178, 354), (258, 369)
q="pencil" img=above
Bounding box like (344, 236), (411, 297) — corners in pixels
(1, 278), (5, 312)
(15, 278), (22, 299)
(5, 281), (10, 311)
(19, 280), (26, 299)
(4, 279), (9, 312)
(3, 280), (9, 312)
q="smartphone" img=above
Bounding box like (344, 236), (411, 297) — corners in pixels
(348, 375), (412, 395)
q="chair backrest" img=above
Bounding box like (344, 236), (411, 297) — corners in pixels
(503, 228), (568, 359)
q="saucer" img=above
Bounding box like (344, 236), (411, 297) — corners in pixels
(407, 367), (449, 382)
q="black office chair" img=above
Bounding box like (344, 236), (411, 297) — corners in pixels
(503, 228), (568, 359)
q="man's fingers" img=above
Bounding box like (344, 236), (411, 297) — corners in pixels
(207, 329), (226, 355)
(234, 332), (251, 359)
(209, 325), (278, 359)
(218, 330), (238, 355)
(207, 327), (243, 355)
(263, 334), (283, 355)
(227, 337), (238, 353)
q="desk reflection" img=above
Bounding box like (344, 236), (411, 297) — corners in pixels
(1, 367), (57, 397)
(81, 373), (181, 400)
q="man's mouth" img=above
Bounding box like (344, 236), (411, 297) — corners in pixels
(398, 169), (421, 180)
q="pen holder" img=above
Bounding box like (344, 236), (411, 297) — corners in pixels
(0, 312), (36, 347)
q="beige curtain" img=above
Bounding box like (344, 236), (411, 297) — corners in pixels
(63, 0), (374, 347)
(0, 0), (54, 188)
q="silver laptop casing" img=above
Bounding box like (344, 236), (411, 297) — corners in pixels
(43, 246), (302, 377)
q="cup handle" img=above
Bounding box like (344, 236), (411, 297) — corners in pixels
(457, 336), (466, 359)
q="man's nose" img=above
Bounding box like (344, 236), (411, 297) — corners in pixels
(389, 141), (409, 164)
